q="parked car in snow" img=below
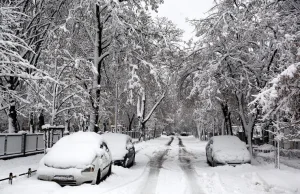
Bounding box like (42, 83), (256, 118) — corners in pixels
(206, 135), (251, 167)
(180, 132), (188, 136)
(37, 132), (112, 185)
(102, 133), (135, 168)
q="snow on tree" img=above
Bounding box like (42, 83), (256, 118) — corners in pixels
(181, 0), (300, 158)
(0, 3), (51, 133)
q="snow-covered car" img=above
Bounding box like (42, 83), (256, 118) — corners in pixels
(206, 135), (251, 167)
(37, 132), (112, 186)
(102, 133), (135, 168)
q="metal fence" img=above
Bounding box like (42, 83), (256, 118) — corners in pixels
(0, 133), (61, 159)
(122, 131), (141, 139)
(0, 131), (159, 159)
(0, 168), (36, 185)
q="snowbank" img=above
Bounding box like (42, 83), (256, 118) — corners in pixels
(43, 132), (104, 169)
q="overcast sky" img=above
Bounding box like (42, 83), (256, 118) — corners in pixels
(154, 0), (215, 41)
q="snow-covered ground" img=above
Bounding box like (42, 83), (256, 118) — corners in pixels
(1, 136), (300, 194)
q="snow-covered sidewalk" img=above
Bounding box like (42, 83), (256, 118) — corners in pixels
(1, 136), (300, 194)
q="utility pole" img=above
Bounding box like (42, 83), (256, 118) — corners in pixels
(115, 83), (118, 133)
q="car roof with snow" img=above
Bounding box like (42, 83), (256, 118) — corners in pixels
(43, 131), (105, 169)
(211, 135), (246, 149)
(101, 133), (132, 160)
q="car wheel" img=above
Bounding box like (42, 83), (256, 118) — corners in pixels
(211, 158), (216, 167)
(131, 154), (135, 167)
(206, 154), (211, 165)
(96, 169), (101, 184)
(107, 164), (112, 177)
(123, 157), (129, 168)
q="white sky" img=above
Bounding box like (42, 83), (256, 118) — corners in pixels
(154, 0), (215, 41)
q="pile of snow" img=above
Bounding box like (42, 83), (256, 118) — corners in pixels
(43, 132), (104, 169)
(212, 136), (251, 162)
(101, 133), (131, 160)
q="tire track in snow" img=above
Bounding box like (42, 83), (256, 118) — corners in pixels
(138, 137), (173, 194)
(101, 138), (173, 194)
(178, 137), (206, 194)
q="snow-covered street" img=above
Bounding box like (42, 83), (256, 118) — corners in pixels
(1, 136), (300, 194)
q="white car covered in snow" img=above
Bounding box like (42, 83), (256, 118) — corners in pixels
(206, 135), (251, 166)
(102, 133), (135, 168)
(37, 132), (112, 185)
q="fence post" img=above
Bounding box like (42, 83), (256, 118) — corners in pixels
(9, 173), (13, 184)
(36, 134), (38, 151)
(22, 133), (27, 155)
(28, 168), (32, 178)
(4, 135), (7, 156)
(51, 129), (54, 147)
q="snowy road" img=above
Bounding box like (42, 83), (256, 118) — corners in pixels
(1, 136), (300, 194)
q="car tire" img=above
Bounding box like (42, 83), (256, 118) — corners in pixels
(206, 154), (211, 166)
(212, 158), (216, 167)
(107, 164), (112, 177)
(96, 169), (101, 184)
(123, 157), (129, 168)
(131, 154), (135, 167)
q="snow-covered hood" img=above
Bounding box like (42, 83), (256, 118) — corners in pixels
(43, 132), (104, 169)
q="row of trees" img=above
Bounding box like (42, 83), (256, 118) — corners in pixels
(0, 0), (183, 138)
(178, 0), (300, 156)
(3, 0), (299, 149)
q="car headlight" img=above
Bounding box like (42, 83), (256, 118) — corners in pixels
(81, 165), (95, 173)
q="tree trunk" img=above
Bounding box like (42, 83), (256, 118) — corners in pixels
(222, 119), (225, 135)
(29, 112), (34, 133)
(141, 122), (146, 140)
(221, 102), (232, 135)
(89, 3), (103, 132)
(236, 92), (257, 158)
(127, 113), (135, 131)
(8, 100), (18, 133)
(196, 121), (201, 139)
(228, 112), (233, 135)
(38, 111), (45, 132)
(89, 111), (96, 132)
